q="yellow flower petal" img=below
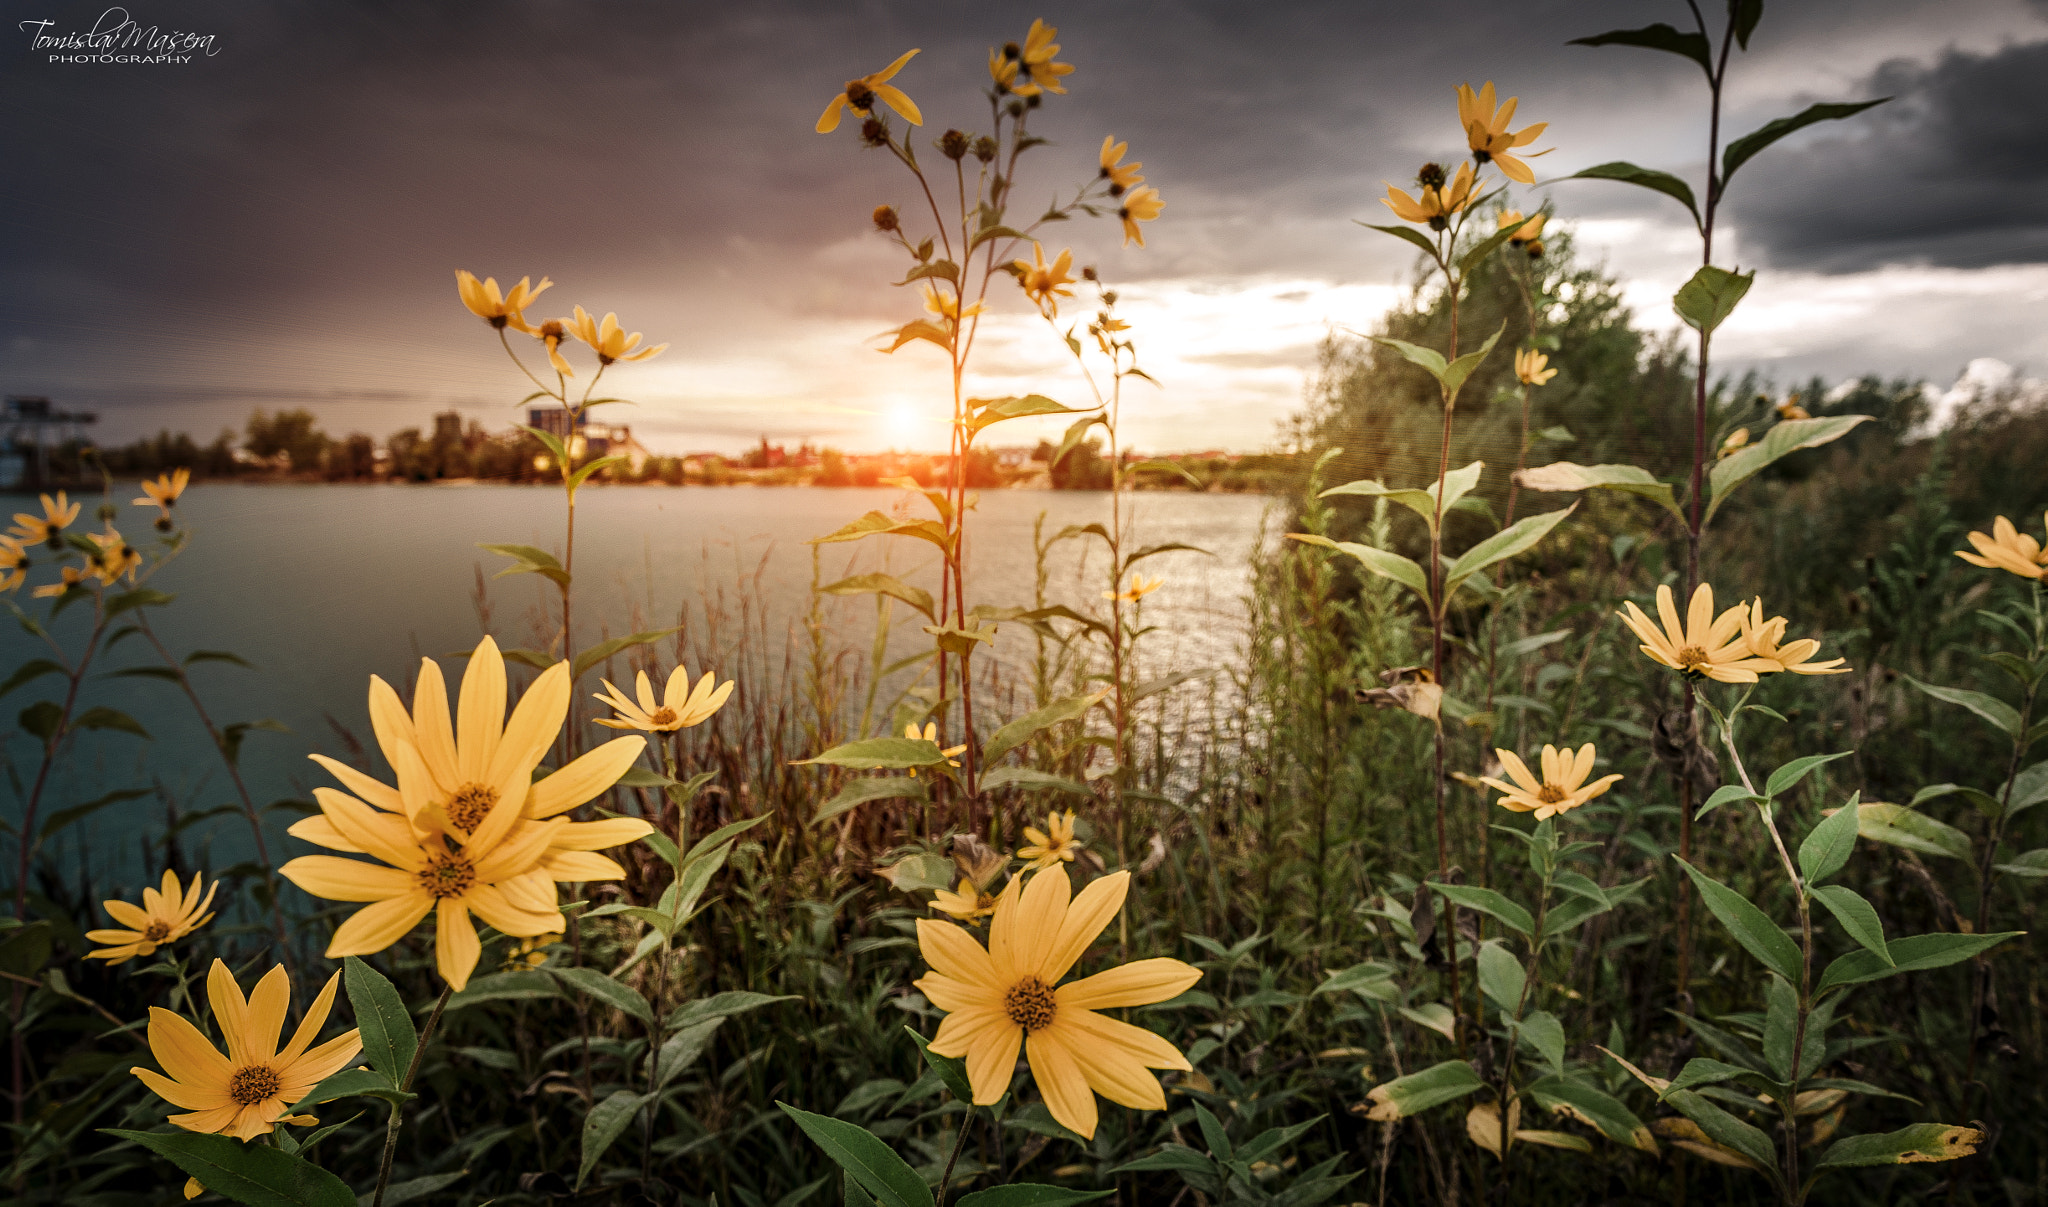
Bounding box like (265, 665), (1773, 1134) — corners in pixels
(1024, 1026), (1098, 1139)
(1039, 870), (1126, 983)
(1056, 958), (1201, 1010)
(456, 636), (506, 784)
(326, 892), (434, 957)
(144, 1007), (232, 1086)
(435, 899), (482, 992)
(525, 736), (645, 819)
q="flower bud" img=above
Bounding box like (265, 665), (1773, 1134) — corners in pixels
(940, 129), (969, 160)
(1025, 93), (1042, 110)
(1416, 162), (1447, 190)
(1081, 266), (1099, 282)
(972, 136), (998, 163)
(860, 119), (888, 147)
(1004, 98), (1025, 118)
(873, 205), (900, 233)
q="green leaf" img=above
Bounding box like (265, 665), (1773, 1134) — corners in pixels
(1663, 1058), (1768, 1095)
(1440, 324), (1507, 400)
(681, 813), (768, 867)
(813, 776), (928, 825)
(1285, 534), (1431, 607)
(1996, 848), (2048, 878)
(105, 588), (175, 618)
(1525, 1075), (1656, 1152)
(1512, 462), (1683, 520)
(1195, 1103), (1233, 1160)
(1314, 962), (1399, 1001)
(40, 787), (149, 839)
(821, 574), (935, 622)
(1127, 458), (1202, 487)
(981, 689), (1109, 769)
(343, 957), (417, 1082)
(285, 1067), (414, 1112)
(1816, 1123), (1984, 1169)
(373, 1171), (468, 1207)
(1799, 792), (1863, 883)
(1659, 1090), (1779, 1180)
(904, 1026), (975, 1103)
(577, 1089), (649, 1188)
(566, 454), (627, 494)
(101, 1129), (356, 1207)
(778, 1104), (936, 1207)
(1051, 414), (1106, 467)
(1811, 884), (1890, 965)
(1427, 882), (1535, 938)
(808, 511), (952, 556)
(549, 966), (654, 1026)
(1371, 336), (1448, 385)
(2006, 760), (2048, 816)
(1697, 783), (1761, 821)
(477, 542), (570, 588)
(651, 1017), (725, 1090)
(1321, 460), (1483, 534)
(967, 395), (1094, 439)
(72, 706), (149, 739)
(1459, 217), (1542, 275)
(0, 659), (63, 699)
(1816, 931), (2021, 995)
(571, 627), (679, 682)
(976, 766), (1092, 796)
(1359, 221), (1441, 259)
(1444, 503), (1576, 601)
(1764, 752), (1852, 800)
(1854, 803), (1972, 861)
(1565, 162), (1701, 229)
(1902, 674), (2022, 739)
(896, 259), (959, 286)
(1121, 541), (1211, 572)
(1364, 1060), (1483, 1121)
(1721, 100), (1889, 194)
(953, 1188), (1113, 1207)
(667, 990), (798, 1031)
(1673, 265), (1754, 336)
(793, 737), (953, 770)
(439, 970), (560, 1011)
(17, 699), (61, 742)
(1705, 415), (1873, 523)
(1732, 0), (1764, 47)
(1673, 858), (1801, 984)
(1569, 25), (1712, 79)
(1475, 941), (1526, 1013)
(1514, 1010), (1567, 1076)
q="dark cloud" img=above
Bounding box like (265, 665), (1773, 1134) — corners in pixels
(3, 0), (2044, 447)
(1730, 38), (2048, 270)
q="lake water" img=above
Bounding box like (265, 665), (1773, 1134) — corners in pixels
(3, 483), (1279, 884)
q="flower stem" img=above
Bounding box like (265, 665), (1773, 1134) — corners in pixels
(370, 981), (454, 1207)
(934, 1105), (975, 1207)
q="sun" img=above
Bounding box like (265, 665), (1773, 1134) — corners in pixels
(885, 402), (920, 448)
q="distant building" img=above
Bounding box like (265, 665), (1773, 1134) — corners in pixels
(525, 407), (653, 474)
(1, 395), (98, 489)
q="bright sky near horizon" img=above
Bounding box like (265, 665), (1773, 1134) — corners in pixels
(4, 0), (2046, 456)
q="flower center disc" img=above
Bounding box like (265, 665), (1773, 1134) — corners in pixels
(1536, 784), (1568, 805)
(229, 1064), (280, 1106)
(446, 783), (499, 834)
(418, 855), (477, 900)
(1675, 645), (1710, 673)
(1003, 975), (1058, 1032)
(649, 707), (678, 727)
(142, 921), (172, 942)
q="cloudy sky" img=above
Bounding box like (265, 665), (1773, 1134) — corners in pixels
(4, 0), (2045, 455)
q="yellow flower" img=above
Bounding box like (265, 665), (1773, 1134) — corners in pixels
(933, 882), (999, 925)
(130, 960), (361, 1142)
(280, 637), (650, 989)
(1717, 427), (1750, 459)
(1117, 185), (1164, 248)
(1775, 394), (1809, 420)
(1957, 513), (2048, 580)
(914, 866), (1200, 1139)
(86, 869), (218, 963)
(1740, 599), (1850, 675)
(922, 285), (985, 327)
(31, 564), (87, 599)
(132, 468), (191, 516)
(568, 305), (667, 366)
(1479, 744), (1622, 821)
(1618, 583), (1777, 684)
(905, 722), (967, 777)
(532, 319), (575, 377)
(1007, 19), (1073, 97)
(594, 666), (735, 732)
(88, 528), (141, 585)
(1102, 575), (1162, 603)
(0, 538), (26, 593)
(1012, 244), (1077, 315)
(11, 491), (80, 547)
(455, 270), (551, 333)
(1382, 162), (1475, 229)
(1099, 136), (1143, 193)
(1456, 81), (1550, 184)
(1018, 809), (1082, 870)
(1499, 209), (1547, 246)
(1514, 348), (1557, 386)
(817, 49), (922, 133)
